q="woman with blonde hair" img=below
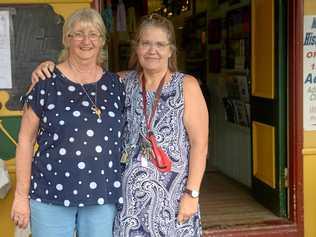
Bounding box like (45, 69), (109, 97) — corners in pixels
(11, 8), (125, 237)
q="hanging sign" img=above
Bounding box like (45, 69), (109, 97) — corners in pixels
(0, 10), (12, 89)
(303, 16), (316, 130)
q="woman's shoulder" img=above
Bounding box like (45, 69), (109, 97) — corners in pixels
(102, 70), (126, 93)
(180, 73), (199, 86)
(171, 72), (200, 92)
(183, 73), (198, 81)
(104, 70), (117, 78)
(101, 70), (119, 83)
(182, 74), (203, 98)
(167, 71), (187, 87)
(33, 68), (62, 90)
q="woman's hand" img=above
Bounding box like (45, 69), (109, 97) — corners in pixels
(31, 61), (55, 83)
(177, 193), (199, 224)
(116, 71), (129, 81)
(11, 194), (30, 229)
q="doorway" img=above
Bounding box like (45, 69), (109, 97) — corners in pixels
(177, 0), (289, 231)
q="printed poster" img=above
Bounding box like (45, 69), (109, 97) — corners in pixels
(0, 10), (12, 89)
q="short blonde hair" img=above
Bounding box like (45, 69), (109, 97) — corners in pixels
(128, 13), (178, 72)
(58, 8), (107, 66)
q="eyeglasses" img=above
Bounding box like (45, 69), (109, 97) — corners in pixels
(68, 31), (101, 41)
(138, 40), (170, 50)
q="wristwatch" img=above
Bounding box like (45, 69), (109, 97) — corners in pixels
(184, 188), (199, 198)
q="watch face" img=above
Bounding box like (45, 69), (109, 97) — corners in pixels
(191, 190), (199, 198)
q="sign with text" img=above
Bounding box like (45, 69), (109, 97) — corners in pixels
(0, 10), (12, 89)
(304, 16), (316, 130)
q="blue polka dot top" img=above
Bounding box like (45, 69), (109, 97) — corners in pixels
(23, 68), (126, 207)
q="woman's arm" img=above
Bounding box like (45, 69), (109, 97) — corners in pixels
(177, 75), (209, 224)
(11, 107), (40, 229)
(27, 61), (55, 94)
(31, 61), (55, 83)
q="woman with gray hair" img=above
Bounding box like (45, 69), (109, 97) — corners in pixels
(11, 8), (125, 237)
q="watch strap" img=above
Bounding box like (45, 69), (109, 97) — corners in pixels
(184, 188), (199, 198)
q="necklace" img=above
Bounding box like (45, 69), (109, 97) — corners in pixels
(80, 84), (102, 119)
(67, 60), (102, 119)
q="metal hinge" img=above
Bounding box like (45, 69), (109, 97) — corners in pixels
(284, 167), (288, 188)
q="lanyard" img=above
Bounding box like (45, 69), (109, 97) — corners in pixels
(141, 72), (168, 131)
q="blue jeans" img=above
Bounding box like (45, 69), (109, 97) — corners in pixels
(30, 199), (116, 237)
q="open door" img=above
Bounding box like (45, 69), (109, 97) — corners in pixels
(251, 0), (287, 217)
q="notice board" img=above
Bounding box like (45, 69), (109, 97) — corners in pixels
(0, 4), (63, 160)
(1, 4), (63, 110)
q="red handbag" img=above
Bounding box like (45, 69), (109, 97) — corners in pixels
(147, 131), (171, 172)
(141, 72), (172, 172)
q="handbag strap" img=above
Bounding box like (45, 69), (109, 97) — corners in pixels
(141, 71), (168, 132)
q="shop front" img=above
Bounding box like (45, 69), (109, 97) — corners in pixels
(0, 0), (309, 236)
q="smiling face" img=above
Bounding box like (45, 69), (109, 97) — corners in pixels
(136, 26), (172, 73)
(58, 8), (107, 65)
(66, 21), (103, 63)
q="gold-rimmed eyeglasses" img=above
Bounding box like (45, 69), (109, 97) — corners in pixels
(68, 31), (101, 41)
(138, 40), (170, 50)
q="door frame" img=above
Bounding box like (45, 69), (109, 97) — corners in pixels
(204, 0), (304, 235)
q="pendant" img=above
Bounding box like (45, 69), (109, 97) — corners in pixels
(120, 145), (135, 164)
(120, 150), (129, 164)
(91, 105), (102, 119)
(140, 137), (154, 161)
